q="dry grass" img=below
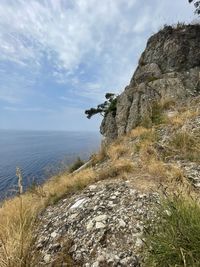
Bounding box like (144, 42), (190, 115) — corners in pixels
(167, 131), (200, 162)
(133, 133), (185, 185)
(145, 160), (185, 184)
(159, 98), (176, 110)
(133, 128), (157, 158)
(129, 127), (153, 139)
(0, 168), (96, 267)
(169, 109), (199, 128)
(0, 152), (134, 266)
(107, 143), (129, 161)
(96, 159), (134, 181)
(130, 128), (186, 185)
(90, 145), (108, 165)
(167, 96), (200, 128)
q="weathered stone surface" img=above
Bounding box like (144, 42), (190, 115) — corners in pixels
(135, 25), (200, 74)
(101, 25), (200, 141)
(33, 179), (158, 266)
(100, 111), (118, 141)
(133, 63), (162, 84)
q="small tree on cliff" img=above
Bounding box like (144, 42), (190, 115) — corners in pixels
(85, 93), (117, 119)
(189, 0), (200, 14)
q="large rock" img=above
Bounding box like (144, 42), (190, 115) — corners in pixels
(101, 24), (200, 141)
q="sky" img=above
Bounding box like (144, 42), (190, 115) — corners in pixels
(0, 0), (197, 131)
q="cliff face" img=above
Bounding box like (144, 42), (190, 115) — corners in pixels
(100, 25), (200, 141)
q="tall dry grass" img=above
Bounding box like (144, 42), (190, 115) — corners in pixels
(0, 168), (95, 267)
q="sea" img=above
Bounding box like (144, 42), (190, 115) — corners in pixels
(0, 129), (101, 200)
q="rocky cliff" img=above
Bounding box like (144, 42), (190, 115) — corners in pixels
(1, 24), (200, 267)
(100, 24), (200, 142)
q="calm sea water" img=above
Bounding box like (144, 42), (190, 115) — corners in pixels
(0, 130), (101, 200)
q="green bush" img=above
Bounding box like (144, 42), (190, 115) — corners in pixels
(144, 194), (200, 267)
(68, 157), (85, 173)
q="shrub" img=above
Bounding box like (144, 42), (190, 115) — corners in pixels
(144, 194), (200, 267)
(85, 93), (117, 119)
(68, 157), (85, 173)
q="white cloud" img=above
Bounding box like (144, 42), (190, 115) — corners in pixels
(0, 1), (140, 75)
(0, 0), (194, 69)
(0, 0), (195, 110)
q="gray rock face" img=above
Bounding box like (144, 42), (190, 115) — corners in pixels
(101, 25), (200, 141)
(100, 111), (118, 142)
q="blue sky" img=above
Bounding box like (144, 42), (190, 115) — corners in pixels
(0, 0), (197, 131)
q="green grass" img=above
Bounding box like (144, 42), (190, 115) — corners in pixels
(144, 194), (200, 267)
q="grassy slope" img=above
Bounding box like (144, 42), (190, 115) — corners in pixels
(0, 96), (200, 266)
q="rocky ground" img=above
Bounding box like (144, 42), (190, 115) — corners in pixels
(33, 179), (158, 266)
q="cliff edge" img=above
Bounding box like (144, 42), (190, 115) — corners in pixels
(100, 24), (200, 142)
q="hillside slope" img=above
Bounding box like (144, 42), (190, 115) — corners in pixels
(0, 24), (200, 267)
(32, 95), (200, 266)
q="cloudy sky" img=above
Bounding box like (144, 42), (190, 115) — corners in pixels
(0, 0), (196, 131)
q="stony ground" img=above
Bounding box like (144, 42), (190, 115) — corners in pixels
(32, 98), (200, 267)
(33, 179), (158, 266)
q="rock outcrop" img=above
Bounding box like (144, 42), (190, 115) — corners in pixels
(101, 24), (200, 141)
(30, 25), (200, 267)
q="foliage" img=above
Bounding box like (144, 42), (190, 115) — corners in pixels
(144, 194), (200, 267)
(189, 0), (200, 14)
(85, 93), (117, 119)
(68, 157), (85, 173)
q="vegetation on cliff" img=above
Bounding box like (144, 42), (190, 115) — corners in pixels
(85, 93), (117, 119)
(1, 22), (200, 266)
(0, 94), (200, 266)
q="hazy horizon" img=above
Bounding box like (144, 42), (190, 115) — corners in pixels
(0, 128), (100, 133)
